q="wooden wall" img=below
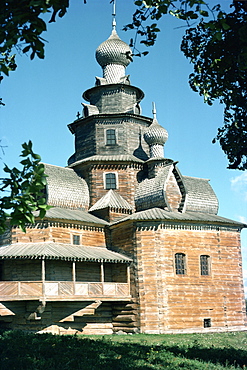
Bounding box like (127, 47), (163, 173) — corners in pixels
(0, 301), (112, 334)
(12, 223), (106, 248)
(2, 260), (128, 284)
(135, 224), (246, 333)
(0, 300), (138, 335)
(3, 260), (42, 281)
(89, 164), (142, 208)
(111, 221), (246, 334)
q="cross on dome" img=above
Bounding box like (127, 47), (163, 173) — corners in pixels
(95, 0), (132, 84)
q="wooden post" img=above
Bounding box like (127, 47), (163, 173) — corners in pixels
(72, 261), (76, 295)
(100, 262), (105, 283)
(127, 265), (130, 295)
(42, 258), (45, 296)
(101, 262), (104, 295)
(101, 262), (104, 282)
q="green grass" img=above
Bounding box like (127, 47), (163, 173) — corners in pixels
(0, 330), (246, 369)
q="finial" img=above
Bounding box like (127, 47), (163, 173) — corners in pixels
(152, 102), (157, 119)
(112, 0), (116, 31)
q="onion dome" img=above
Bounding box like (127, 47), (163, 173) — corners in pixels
(144, 103), (168, 158)
(96, 29), (131, 68)
(95, 30), (132, 84)
(144, 118), (168, 146)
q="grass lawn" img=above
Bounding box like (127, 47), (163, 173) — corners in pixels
(0, 330), (246, 369)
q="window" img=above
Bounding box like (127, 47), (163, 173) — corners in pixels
(106, 129), (116, 145)
(200, 255), (210, 275)
(105, 173), (117, 190)
(204, 318), (211, 328)
(72, 234), (80, 245)
(175, 253), (186, 275)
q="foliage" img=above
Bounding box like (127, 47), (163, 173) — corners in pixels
(181, 2), (247, 170)
(0, 0), (77, 79)
(124, 0), (247, 170)
(123, 0), (213, 53)
(0, 141), (50, 233)
(0, 330), (246, 369)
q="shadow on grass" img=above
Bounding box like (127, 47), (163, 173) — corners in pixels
(160, 343), (247, 368)
(0, 330), (246, 370)
(0, 331), (160, 370)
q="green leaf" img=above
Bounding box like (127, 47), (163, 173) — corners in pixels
(199, 10), (208, 17)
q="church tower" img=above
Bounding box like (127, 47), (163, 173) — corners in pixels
(67, 22), (151, 221)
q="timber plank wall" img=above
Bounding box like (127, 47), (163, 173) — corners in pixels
(111, 221), (246, 334)
(12, 224), (106, 247)
(0, 300), (138, 335)
(136, 225), (246, 333)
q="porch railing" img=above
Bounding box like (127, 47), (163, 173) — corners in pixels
(0, 281), (130, 300)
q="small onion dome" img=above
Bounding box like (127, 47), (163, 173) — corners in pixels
(96, 29), (131, 68)
(144, 118), (168, 146)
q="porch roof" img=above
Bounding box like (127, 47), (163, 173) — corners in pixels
(0, 243), (132, 263)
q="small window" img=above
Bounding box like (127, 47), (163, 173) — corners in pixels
(175, 253), (186, 275)
(200, 255), (210, 275)
(106, 129), (116, 145)
(105, 173), (117, 190)
(204, 318), (211, 328)
(72, 235), (80, 245)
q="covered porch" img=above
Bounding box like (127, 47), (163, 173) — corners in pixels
(0, 242), (132, 301)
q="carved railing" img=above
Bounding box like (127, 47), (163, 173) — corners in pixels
(0, 281), (130, 300)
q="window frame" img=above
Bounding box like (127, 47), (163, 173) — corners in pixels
(200, 255), (210, 276)
(175, 253), (186, 275)
(72, 234), (81, 246)
(105, 128), (117, 146)
(203, 318), (211, 328)
(104, 172), (118, 190)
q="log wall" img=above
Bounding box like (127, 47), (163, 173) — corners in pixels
(2, 260), (128, 285)
(135, 224), (246, 333)
(0, 301), (115, 335)
(110, 221), (246, 334)
(89, 164), (142, 208)
(3, 260), (42, 281)
(12, 224), (106, 248)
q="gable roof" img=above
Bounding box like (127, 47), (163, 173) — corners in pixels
(44, 164), (89, 210)
(0, 243), (131, 263)
(89, 190), (133, 212)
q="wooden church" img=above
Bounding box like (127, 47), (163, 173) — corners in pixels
(0, 19), (246, 334)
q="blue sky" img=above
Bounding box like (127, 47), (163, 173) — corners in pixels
(1, 0), (247, 296)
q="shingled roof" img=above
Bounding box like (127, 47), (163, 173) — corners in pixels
(0, 243), (131, 263)
(68, 154), (144, 168)
(135, 164), (172, 211)
(34, 207), (108, 225)
(111, 207), (245, 227)
(44, 164), (89, 210)
(183, 176), (219, 214)
(135, 161), (219, 215)
(89, 190), (133, 212)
